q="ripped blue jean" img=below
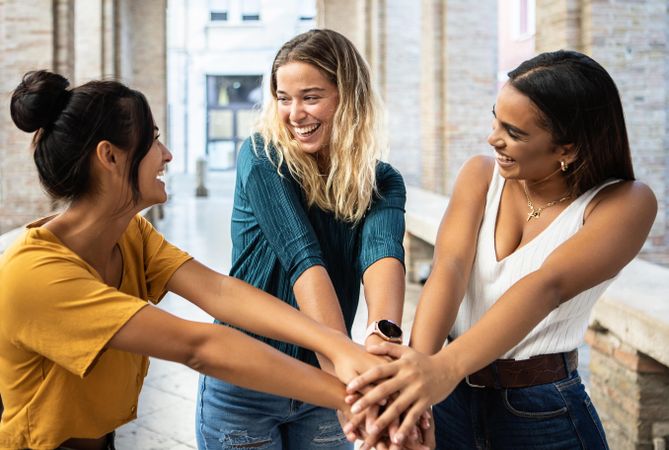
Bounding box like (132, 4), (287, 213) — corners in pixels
(433, 370), (609, 449)
(196, 375), (352, 450)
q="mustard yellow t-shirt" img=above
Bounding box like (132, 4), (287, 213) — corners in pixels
(0, 214), (192, 450)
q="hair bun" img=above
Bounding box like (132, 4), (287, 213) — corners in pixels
(10, 70), (71, 132)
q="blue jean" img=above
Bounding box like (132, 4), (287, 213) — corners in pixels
(196, 375), (352, 450)
(433, 370), (609, 449)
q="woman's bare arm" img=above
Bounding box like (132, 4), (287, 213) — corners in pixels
(348, 179), (657, 447)
(107, 304), (349, 411)
(166, 260), (383, 384)
(409, 156), (492, 355)
(362, 257), (405, 347)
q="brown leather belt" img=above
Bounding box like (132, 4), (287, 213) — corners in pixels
(465, 349), (578, 389)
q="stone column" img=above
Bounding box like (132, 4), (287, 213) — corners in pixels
(0, 0), (57, 233)
(535, 0), (582, 52)
(536, 0), (669, 265)
(420, 0), (497, 195)
(582, 0), (669, 265)
(117, 0), (167, 139)
(317, 0), (425, 187)
(384, 0), (421, 186)
(419, 0), (446, 193)
(74, 0), (104, 83)
(317, 0), (366, 52)
(102, 0), (117, 77)
(54, 0), (75, 80)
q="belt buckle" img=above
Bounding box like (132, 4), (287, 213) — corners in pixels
(465, 375), (486, 388)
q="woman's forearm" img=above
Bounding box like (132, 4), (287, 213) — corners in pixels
(410, 257), (468, 355)
(110, 303), (349, 410)
(194, 322), (348, 410)
(362, 257), (405, 336)
(168, 260), (353, 366)
(434, 270), (560, 378)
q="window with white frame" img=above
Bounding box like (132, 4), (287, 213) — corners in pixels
(241, 0), (261, 22)
(299, 0), (316, 21)
(512, 0), (535, 40)
(210, 0), (229, 22)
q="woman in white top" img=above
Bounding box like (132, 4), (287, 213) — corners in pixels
(344, 50), (657, 449)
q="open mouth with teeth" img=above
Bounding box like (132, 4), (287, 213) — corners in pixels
(293, 123), (321, 137)
(156, 170), (166, 182)
(496, 154), (516, 163)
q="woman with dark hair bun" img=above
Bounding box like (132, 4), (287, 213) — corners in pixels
(0, 70), (381, 450)
(344, 50), (657, 450)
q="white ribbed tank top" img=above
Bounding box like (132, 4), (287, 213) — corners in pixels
(451, 163), (620, 359)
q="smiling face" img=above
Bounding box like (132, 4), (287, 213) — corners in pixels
(275, 62), (339, 155)
(136, 128), (172, 208)
(488, 83), (571, 183)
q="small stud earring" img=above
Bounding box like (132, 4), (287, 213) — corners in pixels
(560, 160), (569, 172)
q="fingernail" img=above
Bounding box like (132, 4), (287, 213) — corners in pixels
(351, 403), (361, 413)
(343, 423), (353, 434)
(347, 381), (358, 391)
(368, 424), (379, 435)
(392, 432), (405, 444)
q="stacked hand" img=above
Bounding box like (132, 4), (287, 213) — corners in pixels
(337, 342), (462, 449)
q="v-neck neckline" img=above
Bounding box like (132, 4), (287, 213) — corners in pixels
(31, 225), (126, 289)
(492, 177), (577, 263)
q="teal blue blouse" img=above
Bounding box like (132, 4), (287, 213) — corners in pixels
(226, 135), (406, 366)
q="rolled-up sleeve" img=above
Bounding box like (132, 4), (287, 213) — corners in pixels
(359, 164), (407, 276)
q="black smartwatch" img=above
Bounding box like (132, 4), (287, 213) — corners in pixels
(365, 319), (403, 343)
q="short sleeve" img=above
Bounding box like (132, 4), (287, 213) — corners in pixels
(0, 248), (147, 378)
(359, 163), (407, 275)
(135, 215), (193, 303)
(240, 142), (325, 285)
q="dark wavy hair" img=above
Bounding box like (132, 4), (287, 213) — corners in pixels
(10, 70), (155, 203)
(508, 50), (635, 197)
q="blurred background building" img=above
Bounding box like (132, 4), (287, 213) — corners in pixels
(2, 0), (667, 264)
(1, 1), (669, 448)
(167, 0), (317, 173)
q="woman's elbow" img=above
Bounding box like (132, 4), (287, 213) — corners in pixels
(180, 325), (230, 375)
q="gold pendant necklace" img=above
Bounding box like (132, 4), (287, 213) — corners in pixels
(522, 181), (571, 222)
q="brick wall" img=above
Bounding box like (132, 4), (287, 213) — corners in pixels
(419, 0), (445, 193)
(536, 0), (669, 265)
(317, 0), (424, 187)
(586, 328), (669, 449)
(0, 0), (167, 233)
(117, 0), (167, 136)
(317, 0), (366, 51)
(420, 0), (497, 194)
(0, 0), (56, 234)
(442, 0), (497, 194)
(381, 0), (421, 186)
(535, 0), (582, 52)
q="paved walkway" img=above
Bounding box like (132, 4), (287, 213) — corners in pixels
(115, 171), (589, 449)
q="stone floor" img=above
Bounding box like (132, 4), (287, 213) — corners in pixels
(115, 170), (590, 449)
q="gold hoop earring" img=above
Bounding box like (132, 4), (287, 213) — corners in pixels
(560, 160), (569, 172)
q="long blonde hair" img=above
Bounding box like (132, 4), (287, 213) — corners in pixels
(254, 29), (386, 223)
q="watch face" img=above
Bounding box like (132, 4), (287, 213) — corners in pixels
(378, 320), (402, 339)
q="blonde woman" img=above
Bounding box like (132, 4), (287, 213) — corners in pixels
(196, 29), (407, 449)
